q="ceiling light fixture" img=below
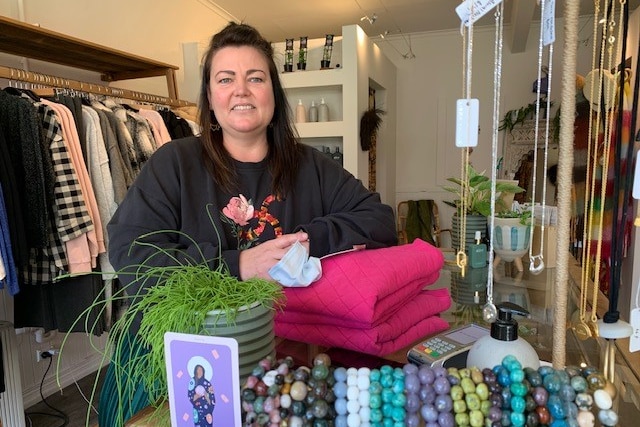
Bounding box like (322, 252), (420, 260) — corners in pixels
(360, 13), (377, 25)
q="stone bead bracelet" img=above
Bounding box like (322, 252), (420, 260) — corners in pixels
(241, 353), (619, 426)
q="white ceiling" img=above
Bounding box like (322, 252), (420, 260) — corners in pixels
(205, 0), (640, 43)
(208, 0), (503, 41)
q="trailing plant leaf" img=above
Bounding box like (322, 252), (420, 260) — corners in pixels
(56, 204), (284, 426)
(442, 164), (525, 217)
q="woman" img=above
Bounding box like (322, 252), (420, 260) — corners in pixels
(100, 22), (396, 425)
(188, 365), (215, 426)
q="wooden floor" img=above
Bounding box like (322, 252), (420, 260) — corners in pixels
(24, 368), (105, 427)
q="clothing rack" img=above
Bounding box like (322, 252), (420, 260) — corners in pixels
(0, 65), (194, 108)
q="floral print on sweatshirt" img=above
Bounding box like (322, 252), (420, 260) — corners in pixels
(221, 194), (282, 249)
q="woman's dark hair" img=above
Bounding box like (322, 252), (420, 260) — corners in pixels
(198, 22), (301, 198)
(194, 364), (204, 377)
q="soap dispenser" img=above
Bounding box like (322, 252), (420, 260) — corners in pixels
(318, 98), (329, 122)
(296, 99), (307, 123)
(466, 302), (540, 370)
(468, 230), (487, 268)
(308, 100), (318, 122)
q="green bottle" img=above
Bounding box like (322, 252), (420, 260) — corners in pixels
(468, 230), (487, 268)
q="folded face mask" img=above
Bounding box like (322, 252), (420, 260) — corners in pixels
(268, 240), (322, 287)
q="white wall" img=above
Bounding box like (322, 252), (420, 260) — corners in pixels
(378, 16), (596, 232)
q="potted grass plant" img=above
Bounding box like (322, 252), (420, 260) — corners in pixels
(58, 210), (285, 426)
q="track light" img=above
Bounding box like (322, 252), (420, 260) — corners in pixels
(360, 13), (377, 25)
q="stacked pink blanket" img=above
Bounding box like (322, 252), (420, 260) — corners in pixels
(275, 239), (452, 356)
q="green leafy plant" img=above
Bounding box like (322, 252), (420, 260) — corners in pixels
(495, 208), (532, 225)
(57, 206), (284, 426)
(443, 164), (525, 217)
(499, 101), (557, 133)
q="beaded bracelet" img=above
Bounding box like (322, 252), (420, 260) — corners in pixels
(240, 353), (619, 426)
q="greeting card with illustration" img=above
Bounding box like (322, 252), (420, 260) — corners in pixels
(164, 332), (241, 427)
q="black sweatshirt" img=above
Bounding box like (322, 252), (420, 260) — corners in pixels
(107, 137), (397, 299)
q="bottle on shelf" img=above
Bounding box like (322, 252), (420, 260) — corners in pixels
(295, 99), (306, 123)
(331, 146), (343, 166)
(308, 100), (318, 122)
(323, 146), (332, 158)
(318, 98), (329, 122)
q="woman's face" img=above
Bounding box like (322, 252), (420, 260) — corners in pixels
(196, 366), (204, 378)
(208, 46), (275, 140)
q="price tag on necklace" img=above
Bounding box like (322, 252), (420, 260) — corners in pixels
(542, 0), (556, 46)
(456, 0), (505, 27)
(455, 98), (479, 147)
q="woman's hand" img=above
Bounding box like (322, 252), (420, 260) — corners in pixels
(239, 231), (309, 281)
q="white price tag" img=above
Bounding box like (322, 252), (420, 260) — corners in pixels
(630, 308), (640, 352)
(456, 0), (505, 27)
(455, 99), (479, 148)
(542, 0), (556, 46)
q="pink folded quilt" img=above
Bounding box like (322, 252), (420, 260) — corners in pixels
(275, 288), (451, 356)
(281, 239), (444, 327)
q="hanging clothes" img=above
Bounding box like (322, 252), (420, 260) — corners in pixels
(136, 108), (172, 146)
(587, 76), (638, 296)
(42, 99), (105, 273)
(0, 85), (191, 332)
(0, 183), (18, 295)
(0, 122), (28, 272)
(159, 108), (194, 139)
(0, 91), (50, 249)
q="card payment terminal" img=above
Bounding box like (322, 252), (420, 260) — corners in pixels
(407, 323), (490, 367)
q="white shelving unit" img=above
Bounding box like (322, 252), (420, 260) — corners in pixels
(280, 60), (350, 172)
(274, 25), (397, 203)
(276, 25), (395, 182)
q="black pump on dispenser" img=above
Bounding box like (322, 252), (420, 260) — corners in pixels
(466, 301), (540, 370)
(491, 301), (529, 341)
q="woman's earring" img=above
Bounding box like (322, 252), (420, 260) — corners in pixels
(210, 123), (221, 132)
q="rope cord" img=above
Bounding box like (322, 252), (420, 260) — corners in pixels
(552, 0), (580, 369)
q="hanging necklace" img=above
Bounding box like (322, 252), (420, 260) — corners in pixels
(598, 0), (634, 384)
(527, 0), (555, 275)
(482, 2), (505, 324)
(578, 0), (619, 340)
(589, 0), (620, 339)
(455, 6), (475, 280)
(575, 0), (603, 341)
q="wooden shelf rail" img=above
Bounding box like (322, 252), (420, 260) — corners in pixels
(0, 65), (193, 108)
(0, 15), (180, 99)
